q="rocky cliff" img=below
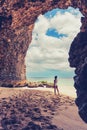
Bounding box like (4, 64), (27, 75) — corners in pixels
(0, 0), (87, 123)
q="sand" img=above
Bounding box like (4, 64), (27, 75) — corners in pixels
(0, 87), (87, 130)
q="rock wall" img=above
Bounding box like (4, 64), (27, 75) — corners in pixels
(69, 16), (87, 123)
(0, 0), (87, 122)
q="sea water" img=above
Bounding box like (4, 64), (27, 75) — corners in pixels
(27, 77), (76, 98)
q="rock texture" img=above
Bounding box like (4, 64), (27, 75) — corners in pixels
(69, 16), (87, 123)
(0, 0), (87, 123)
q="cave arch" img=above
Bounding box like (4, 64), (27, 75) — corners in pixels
(0, 0), (87, 122)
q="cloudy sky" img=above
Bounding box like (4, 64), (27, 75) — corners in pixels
(25, 7), (82, 78)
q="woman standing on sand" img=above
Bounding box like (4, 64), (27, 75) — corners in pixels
(54, 76), (59, 95)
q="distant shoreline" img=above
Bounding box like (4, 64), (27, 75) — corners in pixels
(0, 78), (76, 98)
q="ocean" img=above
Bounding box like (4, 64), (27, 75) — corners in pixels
(27, 77), (74, 87)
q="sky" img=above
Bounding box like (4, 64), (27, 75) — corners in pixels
(25, 7), (82, 79)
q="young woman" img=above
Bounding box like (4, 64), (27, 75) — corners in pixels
(54, 76), (59, 95)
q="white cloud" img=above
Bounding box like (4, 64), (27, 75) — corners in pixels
(25, 7), (82, 75)
(49, 11), (81, 36)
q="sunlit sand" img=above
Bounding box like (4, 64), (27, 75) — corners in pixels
(23, 86), (76, 98)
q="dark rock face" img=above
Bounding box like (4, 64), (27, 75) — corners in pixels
(0, 0), (87, 123)
(69, 16), (87, 123)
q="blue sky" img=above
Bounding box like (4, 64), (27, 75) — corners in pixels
(25, 7), (82, 79)
(46, 28), (67, 38)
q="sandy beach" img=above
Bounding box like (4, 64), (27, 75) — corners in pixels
(0, 87), (87, 130)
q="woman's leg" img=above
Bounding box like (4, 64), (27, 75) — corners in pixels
(54, 87), (56, 95)
(56, 87), (59, 95)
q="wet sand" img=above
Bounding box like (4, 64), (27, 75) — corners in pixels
(0, 87), (87, 130)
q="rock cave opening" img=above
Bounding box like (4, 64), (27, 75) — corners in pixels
(1, 0), (87, 123)
(25, 7), (82, 97)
